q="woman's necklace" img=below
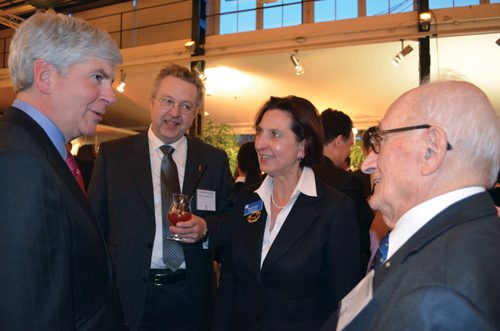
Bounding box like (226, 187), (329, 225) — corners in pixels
(271, 192), (288, 209)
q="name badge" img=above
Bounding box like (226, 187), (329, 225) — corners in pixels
(196, 189), (216, 211)
(336, 270), (374, 330)
(244, 200), (263, 216)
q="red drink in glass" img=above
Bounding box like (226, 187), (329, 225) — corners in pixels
(167, 211), (192, 226)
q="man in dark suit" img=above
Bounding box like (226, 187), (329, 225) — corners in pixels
(322, 81), (500, 331)
(315, 109), (374, 271)
(0, 10), (125, 330)
(88, 64), (234, 331)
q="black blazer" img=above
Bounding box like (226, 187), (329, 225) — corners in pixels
(88, 132), (234, 331)
(213, 175), (361, 331)
(315, 155), (374, 270)
(322, 192), (500, 331)
(0, 107), (125, 330)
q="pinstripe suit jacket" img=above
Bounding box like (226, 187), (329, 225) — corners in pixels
(88, 131), (234, 331)
(0, 107), (125, 330)
(213, 176), (361, 331)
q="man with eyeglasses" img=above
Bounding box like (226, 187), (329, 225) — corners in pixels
(322, 80), (500, 331)
(88, 64), (234, 331)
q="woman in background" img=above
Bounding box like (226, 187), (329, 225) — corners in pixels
(213, 96), (361, 331)
(233, 141), (262, 197)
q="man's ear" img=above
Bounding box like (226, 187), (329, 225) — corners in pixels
(33, 59), (53, 94)
(334, 135), (344, 148)
(420, 126), (448, 176)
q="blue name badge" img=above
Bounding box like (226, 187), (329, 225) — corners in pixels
(244, 200), (263, 216)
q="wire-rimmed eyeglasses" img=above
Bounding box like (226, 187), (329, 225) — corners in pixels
(369, 124), (453, 154)
(154, 96), (195, 113)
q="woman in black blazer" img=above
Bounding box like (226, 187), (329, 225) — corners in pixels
(213, 96), (361, 331)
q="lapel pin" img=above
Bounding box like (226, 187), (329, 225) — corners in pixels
(244, 200), (263, 223)
(247, 211), (261, 223)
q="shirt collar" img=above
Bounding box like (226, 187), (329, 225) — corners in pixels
(255, 166), (317, 202)
(147, 125), (186, 153)
(13, 99), (67, 160)
(387, 186), (485, 259)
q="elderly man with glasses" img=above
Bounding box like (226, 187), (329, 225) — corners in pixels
(322, 80), (500, 331)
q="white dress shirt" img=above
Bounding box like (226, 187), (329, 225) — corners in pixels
(148, 127), (188, 269)
(255, 167), (317, 268)
(386, 186), (485, 260)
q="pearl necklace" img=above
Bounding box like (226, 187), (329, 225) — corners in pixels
(271, 193), (288, 209)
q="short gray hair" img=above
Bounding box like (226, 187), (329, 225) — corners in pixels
(9, 9), (122, 93)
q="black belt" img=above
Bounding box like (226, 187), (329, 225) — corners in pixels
(149, 269), (187, 286)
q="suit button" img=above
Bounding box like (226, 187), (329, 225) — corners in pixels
(142, 277), (148, 283)
(147, 243), (153, 249)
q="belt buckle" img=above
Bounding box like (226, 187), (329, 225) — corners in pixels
(153, 274), (166, 286)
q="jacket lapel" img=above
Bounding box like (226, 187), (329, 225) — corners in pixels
(242, 194), (267, 281)
(261, 184), (323, 273)
(374, 191), (497, 287)
(5, 107), (95, 220)
(182, 137), (207, 199)
(126, 132), (155, 215)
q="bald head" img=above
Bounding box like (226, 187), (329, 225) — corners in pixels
(391, 81), (500, 187)
(362, 81), (499, 223)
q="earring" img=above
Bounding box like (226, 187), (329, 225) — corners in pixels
(297, 156), (303, 161)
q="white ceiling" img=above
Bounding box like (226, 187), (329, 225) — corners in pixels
(1, 33), (499, 134)
(101, 32), (500, 134)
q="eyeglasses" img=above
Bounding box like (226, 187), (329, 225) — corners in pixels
(369, 124), (453, 154)
(154, 96), (195, 113)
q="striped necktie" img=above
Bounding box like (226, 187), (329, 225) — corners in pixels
(159, 145), (184, 271)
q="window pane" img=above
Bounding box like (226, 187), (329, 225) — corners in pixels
(220, 0), (257, 34)
(391, 0), (413, 13)
(220, 0), (237, 13)
(238, 10), (256, 32)
(454, 0), (479, 6)
(314, 0), (335, 23)
(429, 0), (453, 8)
(367, 0), (389, 16)
(337, 0), (357, 19)
(283, 0), (302, 27)
(264, 4), (282, 29)
(220, 13), (237, 34)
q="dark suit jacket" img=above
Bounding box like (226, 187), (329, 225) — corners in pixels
(321, 192), (500, 331)
(353, 169), (371, 199)
(315, 156), (374, 270)
(88, 132), (234, 331)
(0, 107), (125, 330)
(213, 175), (361, 331)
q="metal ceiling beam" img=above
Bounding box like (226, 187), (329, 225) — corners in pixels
(0, 10), (24, 28)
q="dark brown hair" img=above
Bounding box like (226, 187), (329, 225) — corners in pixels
(254, 95), (323, 167)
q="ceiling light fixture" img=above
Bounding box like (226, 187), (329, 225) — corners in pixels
(116, 70), (126, 93)
(184, 40), (196, 52)
(418, 10), (432, 32)
(290, 50), (304, 76)
(391, 41), (413, 67)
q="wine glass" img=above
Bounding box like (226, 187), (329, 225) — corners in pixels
(167, 193), (192, 241)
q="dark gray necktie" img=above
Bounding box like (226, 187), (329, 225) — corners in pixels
(159, 145), (184, 271)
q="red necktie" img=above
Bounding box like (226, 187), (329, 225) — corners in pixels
(66, 153), (86, 193)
